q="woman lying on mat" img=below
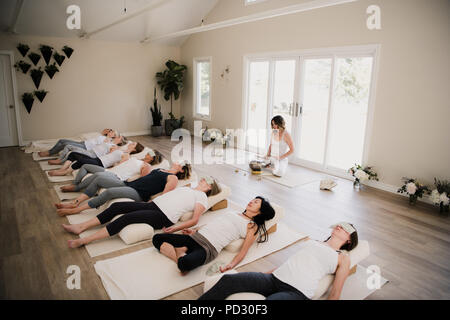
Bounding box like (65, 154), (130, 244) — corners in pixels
(62, 176), (220, 249)
(152, 196), (275, 276)
(58, 149), (163, 193)
(48, 142), (143, 177)
(55, 160), (189, 216)
(38, 128), (119, 157)
(199, 222), (358, 300)
(47, 135), (126, 165)
(265, 115), (294, 177)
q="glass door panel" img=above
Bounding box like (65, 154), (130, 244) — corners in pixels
(272, 60), (297, 134)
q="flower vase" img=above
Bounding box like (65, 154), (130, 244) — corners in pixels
(409, 195), (417, 205)
(440, 203), (449, 216)
(353, 179), (360, 190)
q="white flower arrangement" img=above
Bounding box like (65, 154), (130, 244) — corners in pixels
(348, 164), (378, 188)
(201, 127), (232, 146)
(432, 178), (450, 214)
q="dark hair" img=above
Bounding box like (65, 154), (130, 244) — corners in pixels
(150, 150), (164, 165)
(271, 115), (285, 130)
(326, 223), (359, 251)
(176, 163), (192, 180)
(130, 142), (144, 155)
(246, 196), (275, 244)
(117, 135), (128, 147)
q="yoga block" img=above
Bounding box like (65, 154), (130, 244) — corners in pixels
(211, 199), (228, 211)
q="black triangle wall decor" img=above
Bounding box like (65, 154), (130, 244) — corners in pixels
(28, 52), (41, 66)
(34, 90), (48, 103)
(39, 45), (53, 65)
(53, 52), (66, 66)
(22, 92), (35, 113)
(62, 45), (74, 58)
(14, 60), (31, 74)
(30, 68), (44, 89)
(17, 43), (30, 57)
(45, 63), (59, 79)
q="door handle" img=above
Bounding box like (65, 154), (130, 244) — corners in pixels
(295, 103), (299, 117)
(9, 105), (14, 109)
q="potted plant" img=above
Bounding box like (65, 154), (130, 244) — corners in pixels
(39, 45), (53, 65)
(150, 88), (163, 137)
(348, 164), (379, 189)
(22, 92), (35, 113)
(17, 43), (30, 57)
(430, 178), (450, 215)
(397, 177), (430, 205)
(62, 45), (74, 58)
(155, 60), (187, 136)
(53, 51), (66, 66)
(30, 67), (44, 89)
(34, 90), (48, 103)
(45, 63), (59, 79)
(14, 60), (31, 74)
(28, 52), (41, 66)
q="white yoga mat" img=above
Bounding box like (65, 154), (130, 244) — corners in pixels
(53, 185), (81, 200)
(33, 152), (58, 161)
(262, 173), (318, 188)
(94, 222), (306, 300)
(39, 161), (63, 171)
(320, 265), (389, 300)
(46, 170), (76, 182)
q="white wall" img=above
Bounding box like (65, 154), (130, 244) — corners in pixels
(180, 0), (450, 187)
(0, 33), (181, 142)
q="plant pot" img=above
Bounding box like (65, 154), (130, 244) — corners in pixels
(62, 46), (74, 58)
(28, 52), (41, 66)
(14, 61), (31, 74)
(439, 203), (449, 216)
(30, 68), (44, 89)
(409, 195), (418, 205)
(34, 90), (48, 103)
(22, 93), (35, 114)
(165, 119), (179, 136)
(45, 63), (59, 79)
(53, 52), (65, 66)
(17, 43), (30, 57)
(353, 179), (360, 190)
(151, 126), (163, 137)
(40, 45), (53, 65)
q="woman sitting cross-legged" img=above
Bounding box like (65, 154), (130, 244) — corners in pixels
(198, 222), (358, 300)
(152, 196), (275, 276)
(47, 142), (143, 177)
(38, 128), (119, 158)
(55, 161), (192, 216)
(47, 134), (126, 165)
(62, 176), (221, 248)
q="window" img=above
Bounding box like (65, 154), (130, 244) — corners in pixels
(193, 57), (211, 120)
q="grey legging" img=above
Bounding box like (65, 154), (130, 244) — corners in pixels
(59, 145), (97, 162)
(76, 171), (126, 198)
(73, 164), (107, 185)
(48, 139), (86, 155)
(87, 186), (142, 209)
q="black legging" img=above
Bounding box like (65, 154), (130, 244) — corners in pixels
(97, 201), (174, 236)
(67, 152), (103, 170)
(152, 234), (207, 272)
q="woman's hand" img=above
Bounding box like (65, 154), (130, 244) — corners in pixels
(162, 226), (177, 233)
(182, 228), (196, 235)
(219, 264), (234, 273)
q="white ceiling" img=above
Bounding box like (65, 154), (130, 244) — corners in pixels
(0, 0), (220, 45)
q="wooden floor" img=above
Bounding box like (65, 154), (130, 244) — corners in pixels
(1, 135), (449, 300)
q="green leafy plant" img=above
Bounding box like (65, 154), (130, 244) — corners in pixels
(30, 68), (44, 89)
(53, 51), (66, 66)
(150, 87), (163, 126)
(155, 60), (187, 115)
(28, 52), (41, 66)
(397, 177), (430, 205)
(39, 45), (53, 65)
(62, 45), (74, 58)
(34, 90), (48, 103)
(22, 92), (35, 113)
(348, 164), (379, 188)
(17, 43), (30, 57)
(45, 63), (59, 79)
(14, 60), (31, 74)
(430, 178), (450, 214)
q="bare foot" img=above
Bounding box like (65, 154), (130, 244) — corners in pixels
(175, 246), (188, 259)
(48, 159), (61, 165)
(55, 201), (77, 209)
(38, 151), (49, 157)
(57, 207), (80, 216)
(62, 224), (83, 235)
(60, 185), (76, 192)
(160, 242), (177, 262)
(68, 239), (84, 249)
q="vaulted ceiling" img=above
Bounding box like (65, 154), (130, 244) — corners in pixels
(0, 0), (220, 45)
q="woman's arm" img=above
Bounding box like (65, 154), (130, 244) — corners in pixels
(220, 224), (258, 272)
(163, 203), (206, 233)
(161, 175), (178, 194)
(140, 163), (152, 177)
(118, 153), (130, 164)
(279, 132), (295, 160)
(327, 253), (351, 300)
(266, 144), (272, 158)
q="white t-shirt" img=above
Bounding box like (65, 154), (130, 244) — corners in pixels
(153, 187), (208, 224)
(107, 158), (143, 181)
(84, 135), (107, 150)
(272, 240), (338, 299)
(91, 143), (114, 158)
(198, 211), (249, 253)
(99, 150), (124, 168)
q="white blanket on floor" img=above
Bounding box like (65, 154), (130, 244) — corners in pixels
(94, 222), (306, 300)
(23, 132), (101, 153)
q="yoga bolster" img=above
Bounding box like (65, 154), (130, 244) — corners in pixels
(223, 203), (284, 253)
(203, 240), (370, 300)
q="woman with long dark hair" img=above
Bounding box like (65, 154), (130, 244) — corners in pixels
(265, 115), (294, 177)
(152, 196), (276, 276)
(199, 222), (358, 300)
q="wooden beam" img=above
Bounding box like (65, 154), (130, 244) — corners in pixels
(142, 0), (359, 43)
